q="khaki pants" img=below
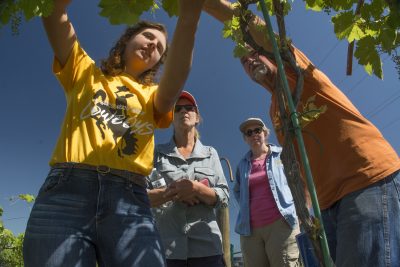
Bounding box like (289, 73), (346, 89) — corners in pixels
(240, 218), (300, 267)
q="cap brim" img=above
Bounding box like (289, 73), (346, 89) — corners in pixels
(239, 118), (265, 133)
(179, 91), (198, 108)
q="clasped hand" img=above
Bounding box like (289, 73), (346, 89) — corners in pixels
(164, 179), (200, 206)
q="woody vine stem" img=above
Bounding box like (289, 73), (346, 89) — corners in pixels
(235, 0), (334, 266)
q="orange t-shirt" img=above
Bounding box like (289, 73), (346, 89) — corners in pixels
(266, 46), (400, 209)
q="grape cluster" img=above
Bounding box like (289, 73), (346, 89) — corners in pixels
(10, 12), (21, 36)
(391, 53), (400, 79)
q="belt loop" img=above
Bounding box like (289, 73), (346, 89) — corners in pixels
(97, 165), (110, 175)
(64, 162), (73, 181)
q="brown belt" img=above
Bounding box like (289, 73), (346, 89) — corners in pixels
(52, 162), (146, 187)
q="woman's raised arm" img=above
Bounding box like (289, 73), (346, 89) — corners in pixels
(154, 0), (206, 115)
(42, 0), (77, 67)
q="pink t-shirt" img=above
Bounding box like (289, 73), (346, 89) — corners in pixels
(249, 158), (282, 228)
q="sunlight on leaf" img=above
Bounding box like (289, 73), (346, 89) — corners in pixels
(233, 43), (249, 58)
(18, 194), (35, 203)
(19, 0), (54, 20)
(354, 36), (383, 78)
(332, 11), (365, 41)
(305, 0), (324, 11)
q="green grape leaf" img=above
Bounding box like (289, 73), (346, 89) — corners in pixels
(256, 0), (291, 15)
(231, 2), (241, 10)
(128, 0), (155, 15)
(99, 0), (154, 25)
(19, 0), (36, 20)
(332, 11), (366, 41)
(233, 43), (249, 58)
(222, 15), (250, 58)
(305, 0), (324, 11)
(36, 0), (54, 17)
(99, 0), (136, 25)
(364, 23), (379, 38)
(347, 20), (365, 42)
(332, 11), (353, 39)
(256, 0), (273, 14)
(379, 26), (397, 51)
(162, 0), (179, 17)
(231, 15), (240, 31)
(222, 16), (240, 39)
(222, 27), (232, 39)
(361, 0), (385, 20)
(284, 1), (293, 15)
(386, 9), (400, 29)
(150, 2), (159, 13)
(18, 194), (35, 203)
(222, 20), (232, 39)
(0, 0), (16, 25)
(329, 0), (354, 11)
(19, 0), (54, 20)
(354, 36), (383, 78)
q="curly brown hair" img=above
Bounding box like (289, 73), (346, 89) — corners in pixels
(100, 21), (168, 86)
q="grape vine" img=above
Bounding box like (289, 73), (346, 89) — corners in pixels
(0, 194), (35, 267)
(222, 0), (400, 79)
(306, 0), (400, 78)
(0, 0), (399, 78)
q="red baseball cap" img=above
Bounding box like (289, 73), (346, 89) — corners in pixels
(178, 91), (198, 109)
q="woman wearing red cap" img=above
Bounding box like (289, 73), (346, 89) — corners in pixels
(147, 91), (229, 267)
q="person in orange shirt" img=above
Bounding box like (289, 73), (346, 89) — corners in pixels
(204, 1), (400, 266)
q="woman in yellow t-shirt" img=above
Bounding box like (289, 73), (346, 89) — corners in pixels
(23, 0), (206, 266)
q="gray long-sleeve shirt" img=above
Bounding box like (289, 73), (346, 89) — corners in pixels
(148, 138), (229, 259)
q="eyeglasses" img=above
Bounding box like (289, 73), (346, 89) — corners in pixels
(174, 105), (196, 113)
(244, 127), (263, 137)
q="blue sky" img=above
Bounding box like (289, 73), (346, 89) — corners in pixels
(1, 1), (399, 252)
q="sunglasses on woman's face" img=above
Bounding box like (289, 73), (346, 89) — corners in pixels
(245, 127), (263, 137)
(174, 105), (196, 113)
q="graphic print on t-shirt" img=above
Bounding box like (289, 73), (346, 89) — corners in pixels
(272, 94), (327, 133)
(85, 85), (139, 158)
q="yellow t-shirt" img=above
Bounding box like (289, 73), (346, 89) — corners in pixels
(49, 41), (172, 176)
(267, 46), (400, 209)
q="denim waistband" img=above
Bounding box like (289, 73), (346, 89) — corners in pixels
(52, 162), (146, 187)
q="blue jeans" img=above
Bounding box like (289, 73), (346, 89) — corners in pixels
(23, 167), (166, 267)
(166, 255), (225, 267)
(322, 170), (400, 267)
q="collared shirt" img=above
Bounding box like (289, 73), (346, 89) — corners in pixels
(234, 144), (298, 236)
(149, 138), (229, 259)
